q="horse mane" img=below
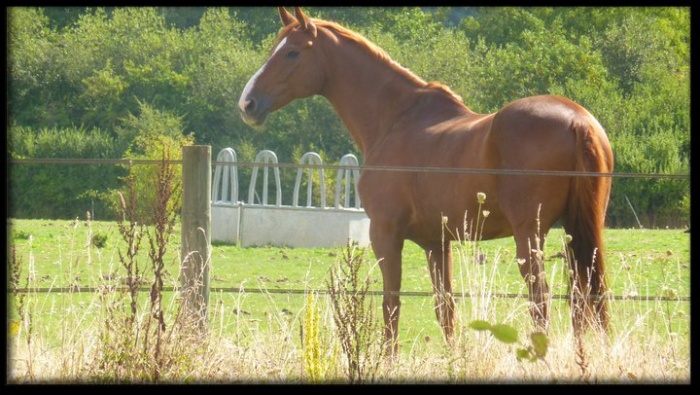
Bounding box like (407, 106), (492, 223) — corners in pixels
(276, 18), (464, 105)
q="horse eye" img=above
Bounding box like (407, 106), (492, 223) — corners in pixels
(286, 50), (299, 59)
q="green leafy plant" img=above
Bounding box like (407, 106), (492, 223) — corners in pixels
(115, 101), (193, 224)
(91, 231), (108, 249)
(12, 229), (31, 240)
(468, 320), (549, 363)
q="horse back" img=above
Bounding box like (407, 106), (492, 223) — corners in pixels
(488, 94), (612, 235)
(358, 94), (610, 243)
(490, 95), (605, 170)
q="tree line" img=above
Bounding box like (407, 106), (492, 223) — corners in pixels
(7, 7), (690, 228)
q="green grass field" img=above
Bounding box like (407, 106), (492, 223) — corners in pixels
(7, 218), (691, 383)
(7, 218), (690, 294)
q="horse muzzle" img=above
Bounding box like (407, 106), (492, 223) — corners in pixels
(239, 95), (271, 127)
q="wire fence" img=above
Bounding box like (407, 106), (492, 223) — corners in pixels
(7, 157), (691, 179)
(8, 286), (690, 302)
(8, 156), (690, 303)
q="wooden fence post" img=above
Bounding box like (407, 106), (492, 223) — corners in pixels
(180, 145), (211, 327)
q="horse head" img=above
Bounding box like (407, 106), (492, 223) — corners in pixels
(239, 7), (324, 126)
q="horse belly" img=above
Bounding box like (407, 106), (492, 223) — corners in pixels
(405, 173), (514, 243)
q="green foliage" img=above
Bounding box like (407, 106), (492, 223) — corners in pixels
(80, 60), (130, 130)
(6, 7), (689, 226)
(8, 7), (73, 127)
(460, 7), (547, 47)
(516, 332), (549, 363)
(383, 7), (445, 43)
(455, 11), (610, 112)
(117, 102), (194, 223)
(91, 232), (109, 249)
(8, 124), (125, 219)
(12, 230), (31, 241)
(469, 320), (549, 363)
(469, 320), (519, 343)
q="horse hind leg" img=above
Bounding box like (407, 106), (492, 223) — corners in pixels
(513, 229), (551, 332)
(563, 221), (610, 335)
(424, 241), (456, 344)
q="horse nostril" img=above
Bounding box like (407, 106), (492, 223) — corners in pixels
(239, 94), (270, 125)
(245, 97), (256, 113)
(239, 97), (256, 114)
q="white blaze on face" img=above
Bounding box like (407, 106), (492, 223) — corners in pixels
(238, 37), (289, 112)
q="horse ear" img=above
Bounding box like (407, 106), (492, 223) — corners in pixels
(294, 6), (317, 38)
(279, 7), (297, 27)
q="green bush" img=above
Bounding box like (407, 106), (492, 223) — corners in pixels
(115, 102), (194, 223)
(8, 124), (125, 220)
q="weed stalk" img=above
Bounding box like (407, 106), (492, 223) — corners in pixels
(327, 242), (384, 383)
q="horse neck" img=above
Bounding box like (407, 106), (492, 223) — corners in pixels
(318, 36), (466, 155)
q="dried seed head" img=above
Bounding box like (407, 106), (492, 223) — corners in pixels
(477, 192), (486, 205)
(531, 248), (543, 260)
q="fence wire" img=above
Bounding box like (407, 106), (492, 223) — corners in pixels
(7, 158), (691, 179)
(8, 286), (690, 302)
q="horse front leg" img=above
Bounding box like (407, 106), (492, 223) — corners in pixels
(514, 232), (551, 332)
(370, 224), (404, 358)
(424, 240), (456, 345)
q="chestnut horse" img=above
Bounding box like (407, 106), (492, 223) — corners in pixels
(239, 7), (614, 354)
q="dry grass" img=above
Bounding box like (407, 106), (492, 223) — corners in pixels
(7, 296), (689, 384)
(7, 237), (689, 384)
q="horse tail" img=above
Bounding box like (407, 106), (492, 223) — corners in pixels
(564, 115), (613, 333)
